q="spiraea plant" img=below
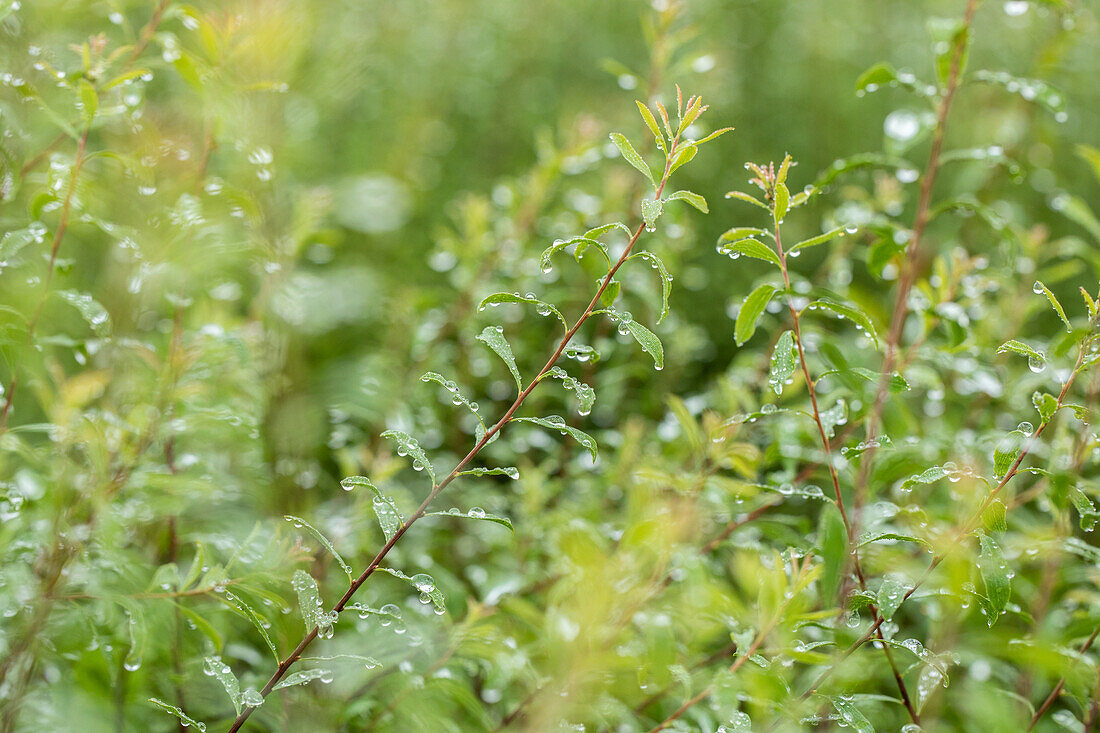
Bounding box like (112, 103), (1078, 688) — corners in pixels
(168, 90), (731, 731)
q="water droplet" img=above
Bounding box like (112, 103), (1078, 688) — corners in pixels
(884, 109), (921, 142)
(1003, 0), (1029, 16)
(1028, 355), (1046, 373)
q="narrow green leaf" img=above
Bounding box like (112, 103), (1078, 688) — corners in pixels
(609, 132), (654, 186)
(735, 284), (778, 346)
(977, 532), (1011, 626)
(718, 226), (770, 242)
(805, 298), (879, 346)
(993, 429), (1026, 479)
(148, 699), (206, 731)
(476, 326), (523, 391)
(456, 466), (520, 480)
(997, 339), (1045, 365)
(380, 429), (436, 483)
(982, 499), (1007, 533)
(717, 238), (782, 268)
(511, 415), (598, 461)
(877, 576), (907, 621)
(222, 591), (279, 664)
(376, 567), (446, 614)
(284, 515), (352, 580)
(608, 312), (664, 369)
(421, 372), (485, 431)
(773, 182), (790, 223)
(291, 570), (335, 635)
(641, 198), (663, 230)
(584, 222), (633, 240)
(78, 78), (98, 123)
(628, 250), (673, 323)
(856, 532), (932, 551)
(541, 365), (595, 416)
(55, 290), (111, 336)
(1032, 280), (1072, 332)
(476, 292), (567, 329)
(690, 126), (734, 146)
(425, 507), (514, 533)
(665, 189), (708, 214)
(769, 330), (796, 395)
(725, 190), (769, 210)
(272, 668), (334, 691)
(789, 226), (849, 254)
(831, 696), (874, 733)
(635, 101), (665, 150)
(540, 236), (611, 273)
(973, 70), (1067, 118)
(667, 144), (697, 175)
(202, 656), (241, 715)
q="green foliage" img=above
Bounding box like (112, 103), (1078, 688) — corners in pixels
(2, 1), (1099, 732)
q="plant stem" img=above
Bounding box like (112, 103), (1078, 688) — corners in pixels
(774, 223), (919, 724)
(1028, 627), (1100, 730)
(854, 0), (980, 513)
(225, 134), (686, 733)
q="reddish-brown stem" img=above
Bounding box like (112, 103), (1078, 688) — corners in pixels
(788, 343), (1086, 710)
(775, 222), (918, 724)
(854, 0), (980, 512)
(1028, 628), (1100, 730)
(226, 132), (687, 732)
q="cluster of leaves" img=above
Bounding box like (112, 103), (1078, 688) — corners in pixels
(1, 1), (1099, 733)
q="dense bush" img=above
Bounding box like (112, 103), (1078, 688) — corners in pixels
(1, 1), (1099, 731)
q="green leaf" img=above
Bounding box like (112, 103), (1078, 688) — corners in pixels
(805, 298), (879, 346)
(476, 326), (523, 391)
(563, 344), (600, 364)
(820, 367), (909, 393)
(511, 415), (598, 461)
(541, 366), (595, 416)
(272, 668), (334, 692)
(977, 532), (1011, 626)
(341, 476), (404, 541)
(641, 198), (663, 230)
(584, 222), (633, 240)
(769, 330), (797, 395)
(148, 699), (207, 732)
(690, 126), (734, 147)
(997, 339), (1045, 366)
(291, 570), (335, 636)
(78, 78), (98, 124)
(1032, 280), (1072, 332)
(421, 372), (485, 433)
(203, 656), (241, 715)
(476, 292), (567, 329)
(55, 290), (111, 336)
(880, 638), (951, 683)
(1068, 487), (1099, 531)
(222, 591), (279, 664)
(0, 225), (46, 262)
(456, 466), (520, 480)
(376, 567), (446, 614)
(665, 190), (708, 214)
(540, 236), (611, 273)
(425, 507), (514, 533)
(856, 62), (936, 98)
(856, 532), (932, 551)
(773, 182), (790, 222)
(719, 226), (770, 242)
(813, 153), (915, 188)
(608, 311), (664, 369)
(819, 399), (848, 438)
(635, 101), (665, 150)
(993, 428), (1026, 479)
(973, 70), (1067, 119)
(667, 144), (697, 175)
(1032, 391), (1058, 423)
(818, 504), (848, 601)
(609, 132), (654, 186)
(877, 576), (907, 621)
(628, 250), (673, 323)
(830, 697), (874, 733)
(284, 515), (352, 580)
(717, 238), (782, 269)
(725, 190), (769, 210)
(735, 283), (778, 346)
(982, 499), (1007, 533)
(380, 430), (436, 483)
(929, 16), (971, 87)
(789, 226), (849, 254)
